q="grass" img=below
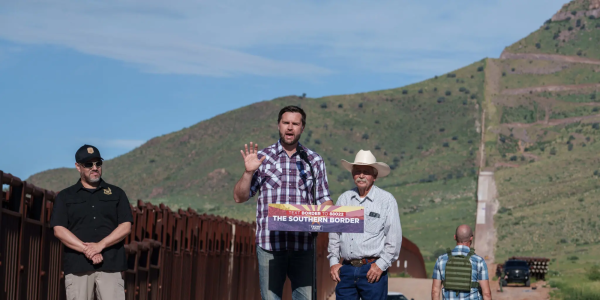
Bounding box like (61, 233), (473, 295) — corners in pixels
(494, 129), (600, 259)
(505, 10), (600, 60)
(500, 63), (600, 90)
(398, 177), (477, 259)
(540, 91), (600, 104)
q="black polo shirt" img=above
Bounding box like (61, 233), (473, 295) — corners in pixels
(49, 179), (133, 274)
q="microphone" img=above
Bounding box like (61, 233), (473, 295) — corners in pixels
(296, 144), (315, 205)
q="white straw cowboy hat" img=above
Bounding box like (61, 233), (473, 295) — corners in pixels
(341, 150), (391, 178)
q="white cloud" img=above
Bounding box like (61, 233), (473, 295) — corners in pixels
(0, 0), (566, 77)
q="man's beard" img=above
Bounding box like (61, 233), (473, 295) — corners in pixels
(82, 171), (101, 183)
(279, 131), (302, 146)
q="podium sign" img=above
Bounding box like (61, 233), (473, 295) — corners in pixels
(268, 204), (364, 233)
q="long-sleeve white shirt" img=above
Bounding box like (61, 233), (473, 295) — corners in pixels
(328, 185), (402, 271)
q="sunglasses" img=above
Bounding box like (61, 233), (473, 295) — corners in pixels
(80, 161), (103, 168)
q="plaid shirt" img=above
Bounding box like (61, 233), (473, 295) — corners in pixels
(432, 245), (489, 300)
(249, 141), (331, 251)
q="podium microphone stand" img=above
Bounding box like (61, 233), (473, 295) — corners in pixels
(297, 146), (318, 300)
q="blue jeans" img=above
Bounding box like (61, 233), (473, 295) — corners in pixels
(335, 262), (388, 300)
(256, 246), (312, 300)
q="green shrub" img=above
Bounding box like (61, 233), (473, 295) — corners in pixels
(320, 103), (328, 108)
(588, 265), (600, 281)
(402, 89), (408, 94)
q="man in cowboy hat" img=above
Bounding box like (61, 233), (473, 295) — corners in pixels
(327, 150), (402, 300)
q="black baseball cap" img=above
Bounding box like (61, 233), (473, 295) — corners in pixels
(75, 144), (104, 163)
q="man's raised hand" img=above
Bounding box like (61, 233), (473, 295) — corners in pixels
(241, 142), (265, 173)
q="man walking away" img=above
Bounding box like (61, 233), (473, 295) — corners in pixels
(431, 225), (492, 300)
(50, 145), (133, 300)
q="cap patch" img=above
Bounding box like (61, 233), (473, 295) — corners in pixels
(87, 147), (94, 154)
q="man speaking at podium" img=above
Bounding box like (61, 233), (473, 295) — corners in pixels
(233, 105), (333, 300)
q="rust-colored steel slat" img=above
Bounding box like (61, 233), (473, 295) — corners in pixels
(123, 205), (139, 300)
(229, 220), (243, 300)
(191, 214), (208, 299)
(20, 181), (47, 300)
(217, 217), (232, 300)
(0, 174), (24, 300)
(158, 205), (175, 300)
(0, 171), (4, 299)
(134, 201), (151, 300)
(172, 209), (189, 300)
(41, 197), (63, 300)
(205, 215), (219, 300)
(144, 203), (161, 300)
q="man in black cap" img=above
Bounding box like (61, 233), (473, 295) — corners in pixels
(50, 145), (133, 300)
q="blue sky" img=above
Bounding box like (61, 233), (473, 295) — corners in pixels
(0, 0), (566, 180)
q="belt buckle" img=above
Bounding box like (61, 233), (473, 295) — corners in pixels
(350, 260), (363, 267)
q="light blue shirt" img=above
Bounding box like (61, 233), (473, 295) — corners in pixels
(327, 185), (402, 271)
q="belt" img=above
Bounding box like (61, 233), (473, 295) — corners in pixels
(342, 257), (379, 267)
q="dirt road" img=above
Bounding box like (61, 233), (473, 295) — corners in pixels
(328, 277), (551, 299)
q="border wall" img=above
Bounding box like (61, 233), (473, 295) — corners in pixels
(1, 169), (426, 300)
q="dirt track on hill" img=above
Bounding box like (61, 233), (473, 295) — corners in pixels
(328, 277), (552, 300)
(502, 83), (600, 95)
(500, 52), (600, 65)
(500, 113), (600, 128)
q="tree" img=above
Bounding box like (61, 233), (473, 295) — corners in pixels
(477, 66), (484, 72)
(402, 89), (408, 94)
(362, 133), (369, 140)
(320, 103), (327, 108)
(445, 91), (451, 96)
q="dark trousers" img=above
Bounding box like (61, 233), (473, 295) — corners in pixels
(335, 261), (388, 300)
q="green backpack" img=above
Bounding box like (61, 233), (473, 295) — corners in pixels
(442, 248), (480, 293)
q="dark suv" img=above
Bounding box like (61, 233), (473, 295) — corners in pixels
(501, 260), (530, 287)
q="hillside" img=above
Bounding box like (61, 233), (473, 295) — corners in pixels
(27, 2), (600, 292)
(29, 62), (485, 224)
(484, 0), (600, 296)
